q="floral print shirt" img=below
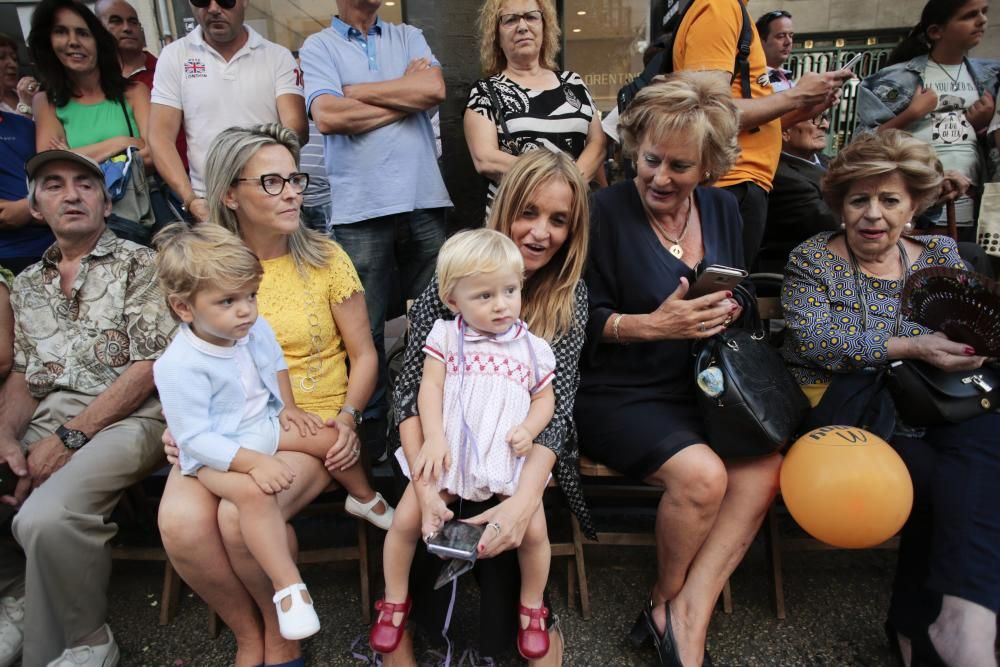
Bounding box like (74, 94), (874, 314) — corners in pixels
(11, 229), (176, 398)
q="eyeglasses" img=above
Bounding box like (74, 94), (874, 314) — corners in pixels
(190, 0), (237, 10)
(235, 172), (310, 196)
(499, 10), (543, 29)
(809, 113), (831, 127)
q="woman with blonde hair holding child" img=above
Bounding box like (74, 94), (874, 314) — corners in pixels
(371, 229), (556, 660)
(157, 124), (390, 667)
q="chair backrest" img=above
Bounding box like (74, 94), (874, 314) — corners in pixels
(757, 296), (783, 323)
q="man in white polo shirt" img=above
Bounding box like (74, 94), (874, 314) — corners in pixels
(148, 0), (306, 222)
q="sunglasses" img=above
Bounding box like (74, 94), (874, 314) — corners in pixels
(190, 0), (238, 9)
(235, 172), (310, 196)
(761, 9), (792, 21)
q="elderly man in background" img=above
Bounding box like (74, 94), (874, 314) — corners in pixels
(0, 150), (174, 667)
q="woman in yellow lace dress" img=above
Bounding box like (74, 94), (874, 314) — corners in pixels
(158, 124), (391, 667)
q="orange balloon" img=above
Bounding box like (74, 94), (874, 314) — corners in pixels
(780, 426), (914, 549)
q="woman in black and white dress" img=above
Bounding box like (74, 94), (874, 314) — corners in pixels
(464, 0), (606, 208)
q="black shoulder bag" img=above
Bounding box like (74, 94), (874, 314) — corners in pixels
(693, 284), (810, 458)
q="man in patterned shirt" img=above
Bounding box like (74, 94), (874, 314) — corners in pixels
(0, 150), (175, 666)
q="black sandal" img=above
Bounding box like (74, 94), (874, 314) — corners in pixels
(629, 598), (683, 667)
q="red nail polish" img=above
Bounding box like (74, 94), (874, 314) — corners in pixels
(965, 347), (977, 356)
(726, 291), (733, 298)
(731, 304), (739, 311)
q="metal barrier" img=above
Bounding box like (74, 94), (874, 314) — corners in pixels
(785, 46), (897, 154)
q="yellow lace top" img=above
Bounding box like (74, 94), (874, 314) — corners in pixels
(258, 245), (363, 420)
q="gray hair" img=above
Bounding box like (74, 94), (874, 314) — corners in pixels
(203, 123), (332, 272)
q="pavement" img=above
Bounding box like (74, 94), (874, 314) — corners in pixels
(103, 502), (905, 667)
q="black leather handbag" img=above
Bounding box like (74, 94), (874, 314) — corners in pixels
(693, 289), (810, 458)
(887, 359), (1000, 426)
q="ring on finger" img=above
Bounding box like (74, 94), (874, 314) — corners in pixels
(699, 321), (706, 333)
(723, 314), (733, 327)
(352, 444), (360, 456)
(488, 521), (501, 536)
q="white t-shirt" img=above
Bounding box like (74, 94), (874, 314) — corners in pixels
(151, 25), (303, 195)
(235, 340), (270, 421)
(911, 61), (982, 184)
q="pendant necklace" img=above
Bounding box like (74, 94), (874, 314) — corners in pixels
(650, 195), (693, 259)
(929, 58), (963, 92)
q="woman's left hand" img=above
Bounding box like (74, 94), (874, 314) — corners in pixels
(16, 77), (38, 106)
(279, 406), (324, 436)
(465, 490), (540, 559)
(323, 414), (361, 472)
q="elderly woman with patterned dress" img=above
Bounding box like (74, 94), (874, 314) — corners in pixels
(464, 0), (605, 210)
(575, 72), (781, 667)
(781, 129), (999, 667)
(385, 149), (593, 666)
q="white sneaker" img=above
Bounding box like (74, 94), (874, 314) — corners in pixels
(345, 492), (395, 530)
(46, 625), (119, 667)
(0, 597), (24, 667)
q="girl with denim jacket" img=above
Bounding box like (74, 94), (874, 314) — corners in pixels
(856, 0), (1000, 238)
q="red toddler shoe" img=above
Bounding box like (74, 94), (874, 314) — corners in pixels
(369, 597), (412, 654)
(517, 603), (550, 659)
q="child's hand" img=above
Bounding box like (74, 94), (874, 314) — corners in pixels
(279, 406), (324, 437)
(412, 435), (450, 482)
(247, 456), (296, 494)
(506, 424), (534, 456)
(417, 485), (454, 544)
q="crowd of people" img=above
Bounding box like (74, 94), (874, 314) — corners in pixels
(0, 0), (997, 666)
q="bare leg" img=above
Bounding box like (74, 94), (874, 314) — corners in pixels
(643, 445), (728, 605)
(198, 468), (303, 591)
(217, 452), (330, 665)
(279, 425), (387, 515)
(929, 595), (997, 667)
(668, 453), (781, 667)
(517, 504), (550, 623)
(158, 467), (265, 667)
(380, 484), (423, 629)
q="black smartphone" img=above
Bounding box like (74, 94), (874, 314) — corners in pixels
(685, 265), (747, 300)
(0, 463), (18, 497)
(426, 521), (484, 561)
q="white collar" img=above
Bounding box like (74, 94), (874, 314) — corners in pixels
(181, 323), (249, 358)
(454, 316), (527, 343)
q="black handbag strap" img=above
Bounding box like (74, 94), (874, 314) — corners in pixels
(733, 283), (764, 339)
(485, 79), (517, 155)
(116, 96), (135, 138)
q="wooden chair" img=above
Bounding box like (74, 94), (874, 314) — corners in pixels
(566, 456), (733, 620)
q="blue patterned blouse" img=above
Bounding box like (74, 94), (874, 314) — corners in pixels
(781, 232), (966, 386)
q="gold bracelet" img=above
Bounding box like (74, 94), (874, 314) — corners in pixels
(612, 313), (625, 344)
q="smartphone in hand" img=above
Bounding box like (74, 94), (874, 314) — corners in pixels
(685, 265), (747, 300)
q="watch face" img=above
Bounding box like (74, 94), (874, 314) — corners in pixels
(59, 428), (87, 450)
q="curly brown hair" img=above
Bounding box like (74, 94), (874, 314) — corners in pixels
(477, 0), (560, 77)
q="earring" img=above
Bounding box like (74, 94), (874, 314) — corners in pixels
(904, 221), (913, 233)
(840, 222), (846, 229)
(227, 203), (237, 210)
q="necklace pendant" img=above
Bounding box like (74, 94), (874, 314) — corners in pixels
(952, 81), (960, 91)
(669, 244), (684, 259)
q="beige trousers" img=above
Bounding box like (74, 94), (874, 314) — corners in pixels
(0, 390), (164, 666)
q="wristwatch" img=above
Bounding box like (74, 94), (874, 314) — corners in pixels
(339, 404), (363, 427)
(55, 425), (89, 450)
(15, 103), (32, 116)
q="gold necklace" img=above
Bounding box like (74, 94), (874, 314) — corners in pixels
(649, 195), (693, 259)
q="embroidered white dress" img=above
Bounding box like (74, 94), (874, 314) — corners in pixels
(399, 317), (555, 501)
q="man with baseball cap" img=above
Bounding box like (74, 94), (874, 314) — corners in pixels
(0, 150), (175, 666)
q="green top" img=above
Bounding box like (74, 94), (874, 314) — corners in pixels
(55, 97), (138, 149)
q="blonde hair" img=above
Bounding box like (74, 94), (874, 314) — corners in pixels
(153, 222), (263, 321)
(487, 150), (589, 342)
(477, 0), (560, 76)
(204, 123), (334, 274)
(824, 129), (944, 216)
(619, 72), (741, 184)
(437, 229), (524, 303)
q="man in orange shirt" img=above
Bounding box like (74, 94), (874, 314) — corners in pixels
(673, 0), (852, 268)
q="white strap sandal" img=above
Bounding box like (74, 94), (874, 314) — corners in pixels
(345, 492), (395, 531)
(272, 583), (320, 640)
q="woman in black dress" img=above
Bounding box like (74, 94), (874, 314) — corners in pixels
(576, 72), (782, 667)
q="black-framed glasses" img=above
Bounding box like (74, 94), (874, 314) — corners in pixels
(809, 113), (831, 127)
(235, 172), (310, 196)
(499, 10), (543, 29)
(190, 0), (237, 10)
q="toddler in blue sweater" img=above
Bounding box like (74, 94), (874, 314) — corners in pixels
(152, 224), (333, 641)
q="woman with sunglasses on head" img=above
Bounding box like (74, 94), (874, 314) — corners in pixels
(465, 0), (606, 211)
(856, 0), (999, 240)
(158, 124), (392, 667)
